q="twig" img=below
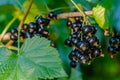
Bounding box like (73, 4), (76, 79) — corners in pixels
(5, 0), (34, 47)
(2, 11), (92, 41)
(57, 11), (92, 19)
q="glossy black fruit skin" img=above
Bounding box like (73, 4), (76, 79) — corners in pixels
(87, 36), (99, 47)
(70, 60), (77, 68)
(71, 32), (79, 38)
(74, 16), (83, 23)
(66, 20), (72, 27)
(47, 12), (57, 19)
(25, 32), (33, 38)
(42, 30), (49, 37)
(82, 25), (97, 36)
(108, 46), (117, 54)
(69, 49), (79, 60)
(35, 16), (50, 26)
(72, 22), (82, 32)
(109, 37), (119, 46)
(76, 41), (89, 51)
(71, 37), (78, 45)
(64, 38), (72, 47)
(77, 53), (90, 62)
(10, 34), (17, 41)
(28, 22), (37, 33)
(22, 24), (29, 32)
(10, 28), (18, 34)
(91, 47), (102, 58)
(37, 26), (44, 34)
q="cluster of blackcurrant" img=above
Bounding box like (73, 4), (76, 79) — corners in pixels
(108, 36), (120, 57)
(64, 16), (103, 68)
(10, 12), (57, 41)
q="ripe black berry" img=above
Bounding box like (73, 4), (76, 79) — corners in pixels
(72, 22), (82, 32)
(108, 46), (117, 54)
(10, 28), (18, 34)
(10, 34), (17, 41)
(25, 32), (33, 38)
(91, 47), (102, 58)
(41, 30), (49, 37)
(76, 41), (89, 51)
(66, 19), (72, 27)
(109, 37), (119, 46)
(47, 12), (57, 19)
(74, 16), (83, 23)
(71, 37), (78, 45)
(69, 49), (79, 60)
(35, 16), (50, 26)
(70, 60), (77, 68)
(87, 36), (99, 47)
(82, 25), (93, 36)
(28, 22), (37, 33)
(22, 24), (29, 32)
(64, 38), (72, 47)
(37, 26), (44, 34)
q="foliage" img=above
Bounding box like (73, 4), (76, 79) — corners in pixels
(0, 0), (120, 80)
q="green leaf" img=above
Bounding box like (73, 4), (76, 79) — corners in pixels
(92, 5), (109, 29)
(69, 69), (82, 80)
(0, 37), (67, 80)
(92, 0), (115, 30)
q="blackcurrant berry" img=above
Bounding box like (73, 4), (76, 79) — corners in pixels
(71, 32), (79, 38)
(71, 37), (78, 45)
(87, 36), (99, 47)
(20, 32), (25, 39)
(66, 19), (72, 27)
(74, 16), (83, 23)
(91, 47), (102, 58)
(109, 37), (119, 46)
(28, 22), (37, 33)
(35, 16), (50, 26)
(77, 53), (89, 63)
(42, 30), (49, 37)
(25, 32), (33, 38)
(10, 34), (17, 41)
(76, 41), (89, 51)
(47, 12), (57, 19)
(64, 38), (72, 47)
(69, 49), (79, 60)
(91, 26), (97, 34)
(108, 46), (117, 54)
(37, 26), (44, 34)
(70, 60), (77, 68)
(82, 25), (92, 36)
(72, 22), (82, 30)
(10, 28), (18, 34)
(22, 24), (29, 32)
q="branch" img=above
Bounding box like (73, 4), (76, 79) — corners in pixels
(5, 0), (34, 47)
(1, 11), (92, 42)
(57, 11), (92, 19)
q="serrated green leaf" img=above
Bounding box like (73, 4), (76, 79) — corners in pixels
(92, 5), (109, 29)
(0, 37), (67, 80)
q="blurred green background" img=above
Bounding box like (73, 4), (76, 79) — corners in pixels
(0, 0), (120, 80)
